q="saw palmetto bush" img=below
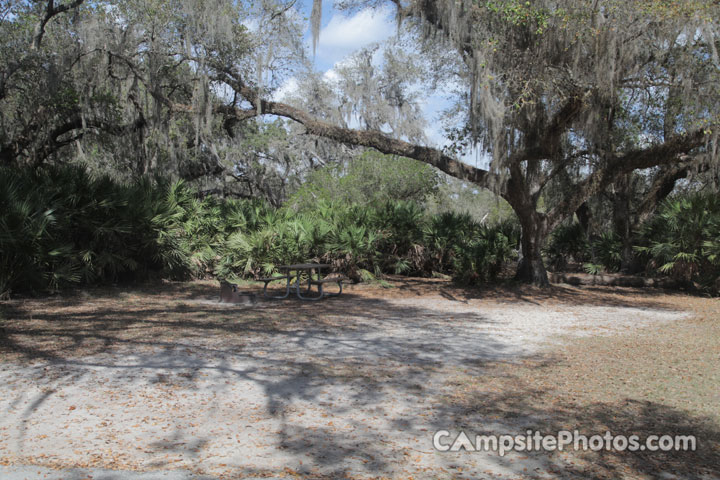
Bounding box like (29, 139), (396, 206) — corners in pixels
(636, 193), (720, 288)
(544, 221), (590, 271)
(325, 223), (381, 281)
(0, 169), (76, 297)
(120, 177), (197, 279)
(218, 216), (323, 278)
(0, 166), (207, 296)
(583, 231), (623, 275)
(215, 198), (520, 284)
(2, 165), (527, 297)
(423, 211), (477, 273)
(0, 166), (135, 297)
(365, 200), (426, 275)
(451, 223), (519, 285)
(217, 201), (381, 282)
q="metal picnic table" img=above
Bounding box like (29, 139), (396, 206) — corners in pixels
(260, 263), (344, 300)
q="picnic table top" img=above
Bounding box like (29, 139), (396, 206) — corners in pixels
(277, 263), (331, 270)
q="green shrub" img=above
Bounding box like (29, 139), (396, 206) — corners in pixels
(451, 223), (518, 285)
(0, 165), (524, 297)
(587, 231), (623, 273)
(636, 193), (720, 288)
(289, 151), (439, 210)
(544, 222), (623, 274)
(0, 165), (210, 296)
(544, 221), (589, 271)
(0, 170), (76, 296)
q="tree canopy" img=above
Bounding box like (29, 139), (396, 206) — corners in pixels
(1, 0), (718, 285)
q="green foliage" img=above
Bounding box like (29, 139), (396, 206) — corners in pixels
(425, 178), (516, 225)
(590, 231), (623, 273)
(483, 0), (554, 34)
(214, 198), (520, 285)
(0, 175), (76, 296)
(544, 222), (589, 271)
(543, 192), (720, 288)
(0, 166), (204, 297)
(9, 165), (717, 296)
(635, 193), (720, 287)
(289, 151), (439, 209)
(423, 211), (477, 273)
(582, 263), (605, 275)
(451, 221), (519, 285)
(0, 164), (524, 297)
(545, 223), (623, 274)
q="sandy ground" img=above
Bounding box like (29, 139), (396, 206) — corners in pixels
(0, 282), (702, 478)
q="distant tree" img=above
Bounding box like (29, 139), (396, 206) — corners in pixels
(545, 161), (713, 274)
(288, 150), (439, 209)
(426, 177), (516, 225)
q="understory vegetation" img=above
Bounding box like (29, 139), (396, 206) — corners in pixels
(0, 163), (520, 297)
(3, 161), (719, 298)
(545, 194), (720, 290)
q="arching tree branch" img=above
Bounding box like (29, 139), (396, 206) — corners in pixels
(0, 112), (146, 166)
(31, 0), (85, 50)
(547, 129), (711, 228)
(202, 67), (497, 188)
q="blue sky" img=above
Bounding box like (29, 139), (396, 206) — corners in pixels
(274, 0), (461, 154)
(307, 2), (396, 71)
(273, 0), (489, 168)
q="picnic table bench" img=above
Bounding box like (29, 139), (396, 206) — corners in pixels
(258, 274), (292, 299)
(261, 263), (345, 300)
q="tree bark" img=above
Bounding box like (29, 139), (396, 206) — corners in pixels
(514, 209), (550, 286)
(611, 175), (636, 273)
(504, 169), (551, 286)
(576, 202), (591, 234)
(636, 164), (693, 224)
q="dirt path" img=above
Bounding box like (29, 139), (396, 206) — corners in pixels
(0, 281), (715, 479)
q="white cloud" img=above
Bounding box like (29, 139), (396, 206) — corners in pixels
(272, 77), (299, 101)
(242, 18), (259, 32)
(322, 67), (340, 84)
(315, 7), (395, 67)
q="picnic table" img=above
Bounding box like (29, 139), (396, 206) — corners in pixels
(259, 263), (345, 300)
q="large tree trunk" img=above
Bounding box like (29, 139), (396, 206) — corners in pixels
(514, 209), (550, 286)
(503, 166), (551, 287)
(611, 175), (636, 273)
(576, 202), (591, 234)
